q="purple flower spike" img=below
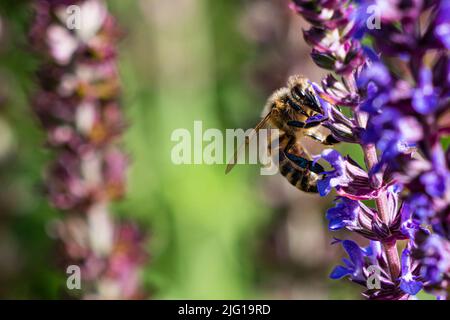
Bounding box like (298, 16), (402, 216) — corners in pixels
(30, 0), (147, 299)
(289, 0), (449, 299)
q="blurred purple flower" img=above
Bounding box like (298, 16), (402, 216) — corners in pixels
(353, 0), (450, 298)
(412, 68), (439, 114)
(413, 231), (450, 295)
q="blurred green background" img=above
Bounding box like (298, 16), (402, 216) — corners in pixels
(0, 0), (368, 299)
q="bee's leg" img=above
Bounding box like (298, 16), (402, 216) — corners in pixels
(282, 135), (297, 154)
(324, 134), (340, 145)
(277, 137), (323, 193)
(304, 90), (324, 113)
(300, 171), (319, 193)
(286, 97), (309, 116)
(290, 86), (323, 113)
(287, 118), (323, 129)
(285, 152), (324, 174)
(281, 137), (324, 174)
(305, 131), (340, 145)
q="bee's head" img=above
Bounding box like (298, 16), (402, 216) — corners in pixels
(287, 75), (323, 114)
(262, 87), (290, 117)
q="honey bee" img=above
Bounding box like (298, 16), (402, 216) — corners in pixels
(226, 75), (339, 193)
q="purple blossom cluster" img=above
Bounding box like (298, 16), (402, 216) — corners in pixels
(291, 0), (449, 299)
(30, 0), (147, 299)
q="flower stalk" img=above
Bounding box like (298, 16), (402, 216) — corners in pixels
(290, 0), (449, 299)
(30, 0), (147, 299)
(355, 109), (401, 278)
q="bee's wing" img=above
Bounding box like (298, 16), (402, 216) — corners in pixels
(225, 112), (272, 174)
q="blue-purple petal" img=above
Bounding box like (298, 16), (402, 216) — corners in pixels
(317, 177), (332, 197)
(399, 278), (423, 295)
(342, 240), (364, 270)
(329, 265), (352, 279)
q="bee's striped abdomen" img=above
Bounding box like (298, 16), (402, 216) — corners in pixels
(274, 139), (321, 193)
